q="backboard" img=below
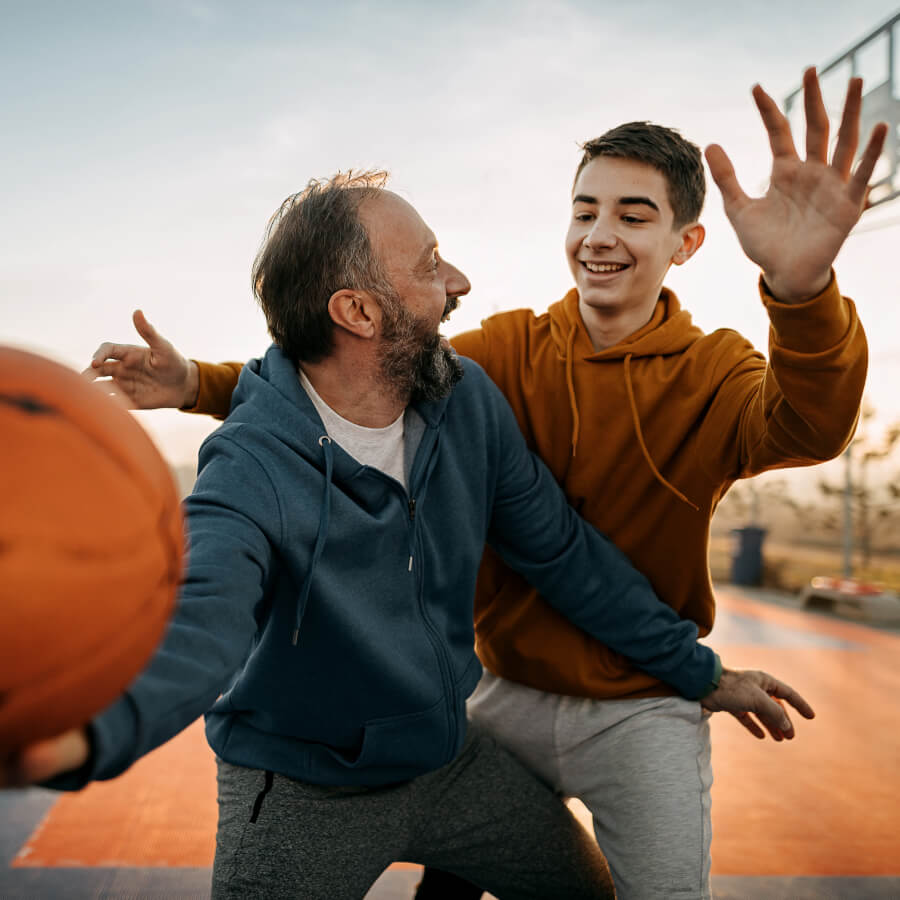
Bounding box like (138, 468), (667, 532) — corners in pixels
(785, 10), (900, 208)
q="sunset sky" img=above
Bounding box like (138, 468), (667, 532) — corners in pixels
(3, 0), (899, 491)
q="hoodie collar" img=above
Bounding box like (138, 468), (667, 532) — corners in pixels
(550, 289), (700, 512)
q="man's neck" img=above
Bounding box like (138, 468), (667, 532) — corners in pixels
(577, 298), (657, 351)
(299, 355), (407, 428)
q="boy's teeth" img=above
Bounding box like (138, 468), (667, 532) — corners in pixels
(585, 262), (626, 273)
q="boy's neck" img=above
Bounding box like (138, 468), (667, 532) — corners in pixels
(578, 298), (658, 351)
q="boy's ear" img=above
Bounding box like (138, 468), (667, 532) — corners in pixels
(328, 289), (379, 340)
(671, 223), (705, 266)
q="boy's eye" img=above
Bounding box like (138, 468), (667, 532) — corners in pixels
(574, 213), (594, 222)
(622, 215), (644, 224)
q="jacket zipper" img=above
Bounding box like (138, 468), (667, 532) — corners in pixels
(407, 492), (457, 763)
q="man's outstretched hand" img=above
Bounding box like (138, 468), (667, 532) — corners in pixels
(706, 67), (888, 304)
(701, 668), (815, 741)
(83, 310), (199, 410)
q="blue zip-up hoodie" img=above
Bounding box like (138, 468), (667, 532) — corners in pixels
(81, 346), (715, 787)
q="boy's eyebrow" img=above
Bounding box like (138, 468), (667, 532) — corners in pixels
(619, 195), (660, 213)
(572, 193), (661, 213)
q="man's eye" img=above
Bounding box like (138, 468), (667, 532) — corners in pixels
(622, 215), (644, 224)
(574, 213), (593, 222)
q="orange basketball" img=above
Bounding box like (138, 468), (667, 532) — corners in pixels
(0, 347), (183, 756)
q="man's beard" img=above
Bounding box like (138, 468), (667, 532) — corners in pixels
(378, 293), (464, 405)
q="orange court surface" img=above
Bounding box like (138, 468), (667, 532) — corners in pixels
(2, 585), (899, 899)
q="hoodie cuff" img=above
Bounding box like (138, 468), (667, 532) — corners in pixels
(183, 361), (242, 420)
(695, 653), (723, 700)
(760, 271), (852, 352)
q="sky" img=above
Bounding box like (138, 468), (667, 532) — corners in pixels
(3, 0), (900, 494)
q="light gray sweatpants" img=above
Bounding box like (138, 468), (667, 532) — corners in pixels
(468, 672), (713, 900)
(210, 722), (614, 900)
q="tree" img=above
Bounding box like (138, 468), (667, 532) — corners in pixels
(818, 402), (900, 573)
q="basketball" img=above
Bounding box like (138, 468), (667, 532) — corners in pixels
(0, 347), (183, 756)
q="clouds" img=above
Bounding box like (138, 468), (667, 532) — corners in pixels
(3, 0), (900, 460)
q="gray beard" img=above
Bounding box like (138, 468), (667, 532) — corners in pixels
(378, 299), (464, 405)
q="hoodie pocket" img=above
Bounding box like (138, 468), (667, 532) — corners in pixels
(325, 696), (458, 773)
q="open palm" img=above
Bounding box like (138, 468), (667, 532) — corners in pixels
(706, 68), (888, 303)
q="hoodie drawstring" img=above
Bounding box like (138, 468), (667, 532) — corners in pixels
(293, 434), (334, 645)
(565, 324), (580, 457)
(623, 353), (699, 512)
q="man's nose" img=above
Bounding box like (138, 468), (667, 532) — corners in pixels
(445, 261), (471, 298)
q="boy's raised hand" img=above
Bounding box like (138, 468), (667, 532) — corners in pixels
(84, 310), (199, 410)
(706, 67), (888, 304)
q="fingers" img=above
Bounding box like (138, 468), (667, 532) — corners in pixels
(91, 341), (128, 365)
(89, 312), (169, 369)
(753, 83), (799, 160)
(88, 359), (130, 378)
(831, 77), (862, 177)
(3, 730), (89, 787)
(133, 309), (171, 351)
(849, 122), (889, 208)
(80, 361), (138, 409)
(730, 710), (765, 740)
(802, 67), (830, 164)
(765, 677), (816, 720)
(705, 144), (750, 214)
(80, 363), (101, 383)
(88, 377), (138, 410)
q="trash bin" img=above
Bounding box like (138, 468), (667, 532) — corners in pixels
(730, 526), (767, 586)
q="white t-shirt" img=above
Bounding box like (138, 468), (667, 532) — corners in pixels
(299, 369), (408, 489)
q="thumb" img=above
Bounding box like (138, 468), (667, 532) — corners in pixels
(705, 144), (750, 216)
(132, 309), (171, 351)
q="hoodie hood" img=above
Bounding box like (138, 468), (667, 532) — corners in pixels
(548, 287), (703, 361)
(230, 346), (451, 459)
(548, 288), (703, 510)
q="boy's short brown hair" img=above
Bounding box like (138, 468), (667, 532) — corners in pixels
(576, 122), (705, 228)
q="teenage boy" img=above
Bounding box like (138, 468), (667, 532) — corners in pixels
(84, 69), (883, 899)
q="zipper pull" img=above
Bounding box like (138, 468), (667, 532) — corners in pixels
(408, 555), (413, 572)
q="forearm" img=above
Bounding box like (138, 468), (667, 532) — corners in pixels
(48, 438), (275, 788)
(488, 447), (718, 699)
(766, 275), (865, 452)
(709, 275), (867, 478)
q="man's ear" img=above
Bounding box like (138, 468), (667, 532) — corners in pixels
(671, 223), (705, 266)
(328, 289), (379, 340)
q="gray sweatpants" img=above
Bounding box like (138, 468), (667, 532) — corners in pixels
(468, 672), (713, 900)
(211, 722), (614, 900)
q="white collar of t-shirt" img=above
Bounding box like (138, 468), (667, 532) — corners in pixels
(298, 368), (408, 489)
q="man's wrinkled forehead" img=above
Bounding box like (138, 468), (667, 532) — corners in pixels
(359, 191), (436, 267)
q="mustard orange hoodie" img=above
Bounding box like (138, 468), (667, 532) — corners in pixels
(189, 275), (866, 699)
